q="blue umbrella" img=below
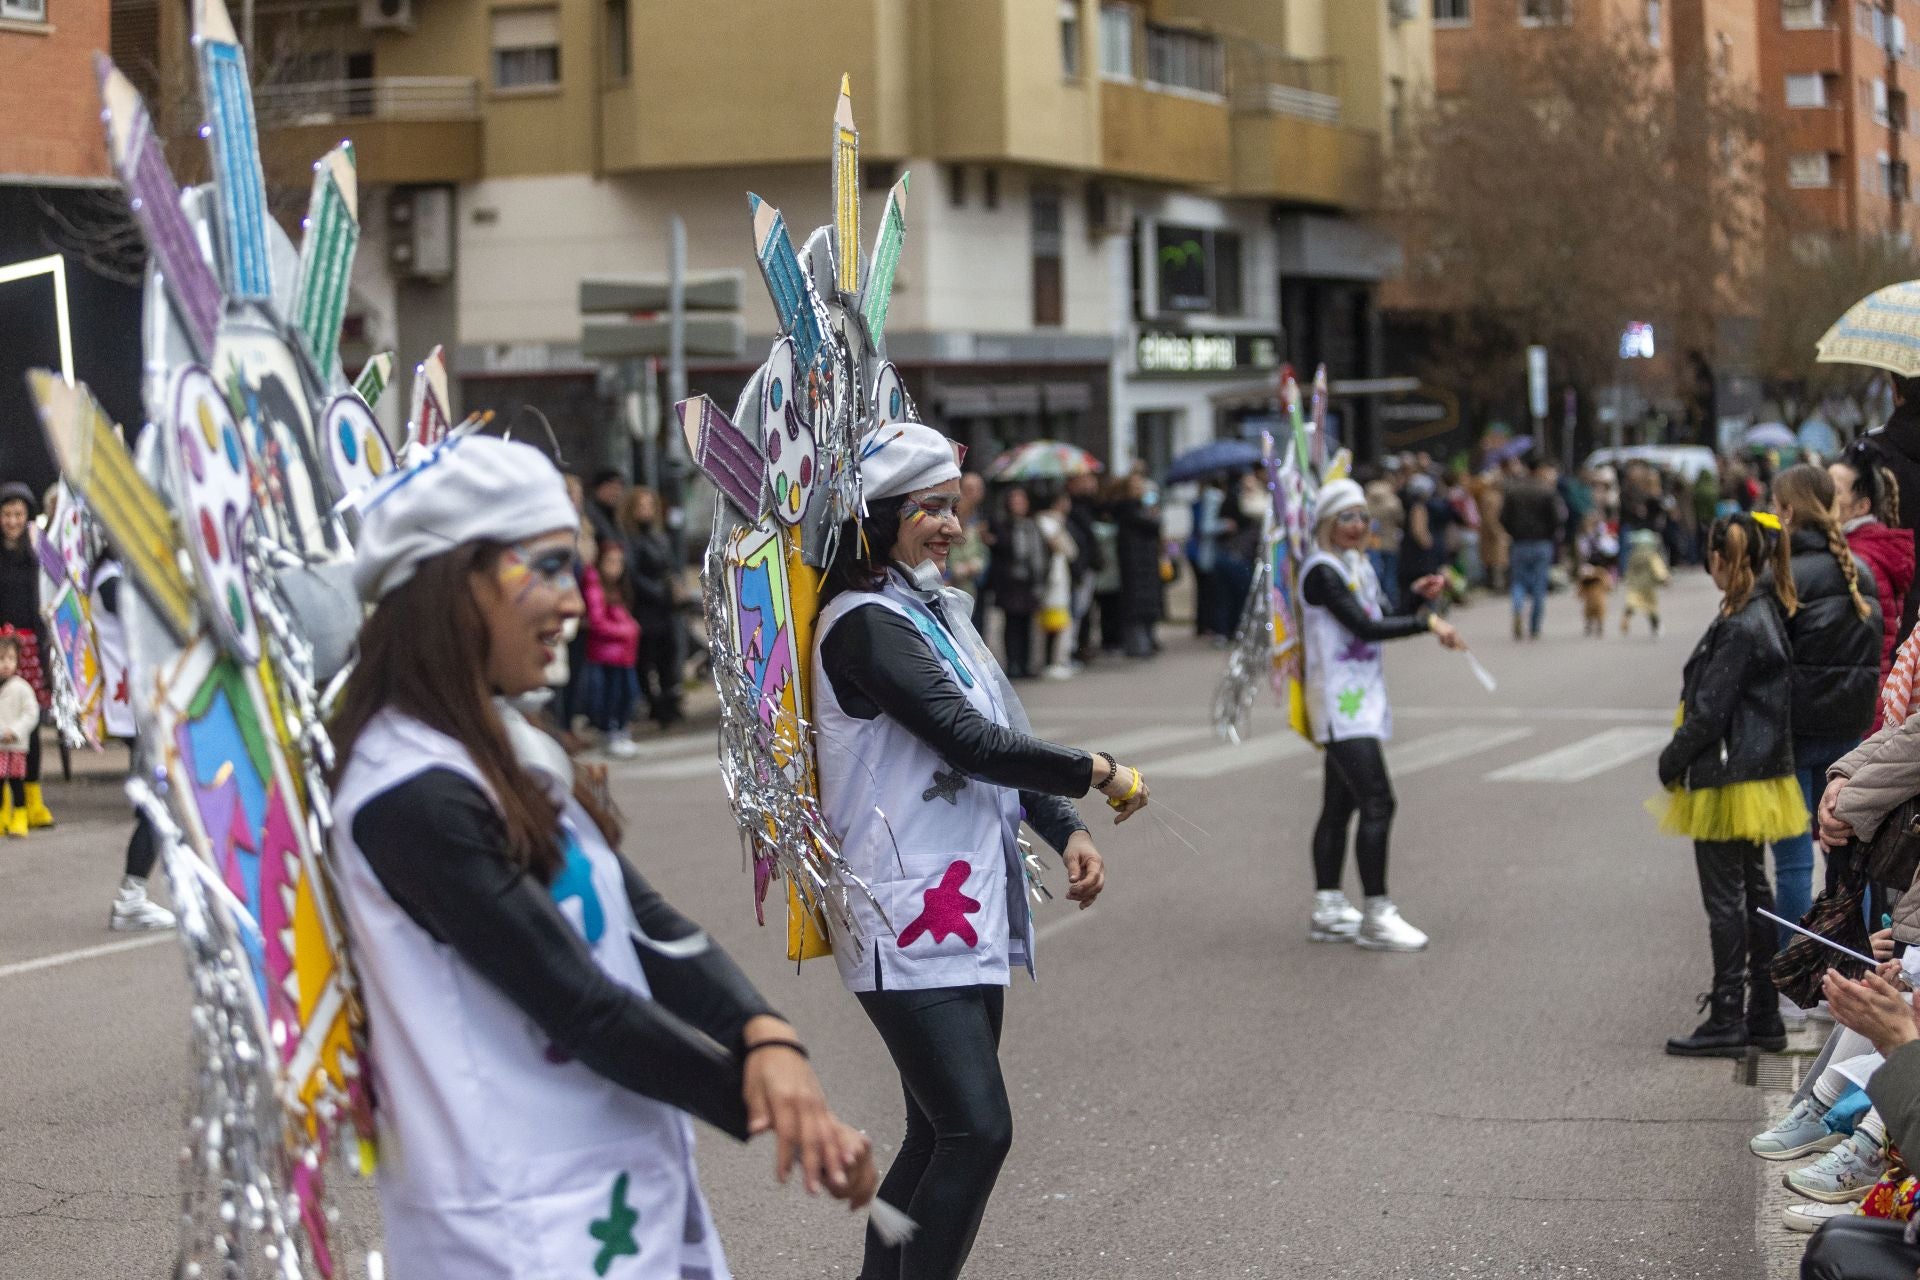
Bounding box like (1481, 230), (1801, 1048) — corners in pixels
(1744, 422), (1797, 451)
(1165, 438), (1265, 484)
(1486, 435), (1536, 465)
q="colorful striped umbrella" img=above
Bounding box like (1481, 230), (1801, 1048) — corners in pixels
(1817, 280), (1920, 376)
(987, 439), (1103, 482)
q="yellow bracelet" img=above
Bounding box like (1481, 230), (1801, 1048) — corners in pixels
(1107, 770), (1144, 808)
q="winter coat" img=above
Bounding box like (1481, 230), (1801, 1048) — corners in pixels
(1499, 478), (1560, 544)
(622, 527), (681, 632)
(1111, 499), (1165, 623)
(1657, 590), (1794, 790)
(987, 516), (1045, 615)
(1856, 400), (1920, 648)
(1783, 527), (1882, 742)
(582, 565), (641, 668)
(0, 674), (35, 750)
(1831, 712), (1920, 844)
(1846, 517), (1915, 681)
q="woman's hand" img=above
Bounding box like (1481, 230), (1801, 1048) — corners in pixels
(1411, 573), (1447, 602)
(827, 1122), (878, 1209)
(1061, 830), (1106, 910)
(1817, 776), (1854, 848)
(739, 1016), (847, 1195)
(1095, 760), (1149, 823)
(1822, 968), (1920, 1057)
(1430, 618), (1466, 651)
(1874, 927), (1898, 962)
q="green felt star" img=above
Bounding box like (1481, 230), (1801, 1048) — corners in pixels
(1336, 685), (1366, 718)
(589, 1172), (640, 1276)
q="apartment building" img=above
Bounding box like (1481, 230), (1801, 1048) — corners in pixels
(124, 0), (1422, 473)
(1762, 0), (1920, 241)
(0, 0), (145, 491)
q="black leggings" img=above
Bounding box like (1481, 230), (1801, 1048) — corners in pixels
(855, 984), (1011, 1280)
(1800, 1214), (1920, 1278)
(24, 729), (38, 785)
(1312, 736), (1396, 898)
(126, 810), (158, 879)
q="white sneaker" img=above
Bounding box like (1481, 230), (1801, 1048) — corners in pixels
(1785, 1131), (1887, 1203)
(1310, 890), (1362, 942)
(607, 737), (640, 760)
(1782, 1201), (1855, 1233)
(1355, 897), (1429, 952)
(1778, 993), (1809, 1030)
(109, 877), (176, 932)
(1041, 665), (1075, 681)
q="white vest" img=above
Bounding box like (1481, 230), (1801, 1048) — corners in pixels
(812, 580), (1031, 993)
(1301, 549), (1393, 744)
(331, 710), (728, 1280)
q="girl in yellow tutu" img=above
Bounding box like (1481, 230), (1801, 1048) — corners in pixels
(1654, 511), (1807, 1058)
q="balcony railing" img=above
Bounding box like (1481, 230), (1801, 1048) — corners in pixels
(1227, 43), (1342, 126)
(253, 77), (481, 127)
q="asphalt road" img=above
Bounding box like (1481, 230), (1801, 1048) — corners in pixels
(0, 572), (1782, 1279)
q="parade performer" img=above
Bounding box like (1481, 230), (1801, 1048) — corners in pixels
(329, 435), (875, 1279)
(0, 482), (53, 829)
(92, 555), (174, 930)
(1300, 479), (1463, 951)
(812, 422), (1150, 1279)
(1655, 513), (1805, 1057)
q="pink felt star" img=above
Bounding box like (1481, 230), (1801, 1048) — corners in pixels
(895, 860), (981, 950)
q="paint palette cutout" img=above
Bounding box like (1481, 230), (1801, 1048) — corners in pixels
(212, 320), (332, 559)
(871, 361), (918, 425)
(321, 392), (392, 503)
(759, 337), (819, 527)
(168, 365), (260, 661)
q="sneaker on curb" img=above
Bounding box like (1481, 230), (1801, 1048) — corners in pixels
(1808, 1002), (1836, 1025)
(1750, 1098), (1840, 1161)
(1778, 993), (1809, 1030)
(606, 737), (640, 760)
(1355, 897), (1429, 952)
(1782, 1201), (1855, 1234)
(1785, 1133), (1886, 1203)
(109, 878), (176, 933)
(1310, 890), (1361, 943)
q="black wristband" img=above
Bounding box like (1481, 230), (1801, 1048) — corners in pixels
(742, 1037), (809, 1061)
(1095, 751), (1118, 790)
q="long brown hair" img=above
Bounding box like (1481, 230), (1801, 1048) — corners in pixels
(1709, 513), (1797, 619)
(1773, 463), (1871, 621)
(329, 542), (616, 881)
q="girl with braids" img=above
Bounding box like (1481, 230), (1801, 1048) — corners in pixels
(1832, 445), (1914, 708)
(1656, 513), (1807, 1056)
(1767, 464), (1882, 961)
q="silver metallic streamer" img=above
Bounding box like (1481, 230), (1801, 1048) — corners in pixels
(1211, 552), (1274, 744)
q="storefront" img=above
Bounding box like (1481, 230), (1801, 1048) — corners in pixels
(1120, 324), (1283, 479)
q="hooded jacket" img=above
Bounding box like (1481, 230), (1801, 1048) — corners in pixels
(1846, 517), (1915, 682)
(1657, 589), (1795, 790)
(1783, 527), (1882, 741)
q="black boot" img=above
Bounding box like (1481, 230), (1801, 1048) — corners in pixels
(1666, 989), (1748, 1057)
(1746, 917), (1788, 1052)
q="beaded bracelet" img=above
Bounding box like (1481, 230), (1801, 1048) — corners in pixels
(742, 1038), (810, 1061)
(1095, 751), (1119, 790)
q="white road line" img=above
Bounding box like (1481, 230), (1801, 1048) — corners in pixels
(1396, 705), (1672, 724)
(1142, 733), (1314, 779)
(1307, 725), (1537, 781)
(1044, 723), (1213, 758)
(1485, 726), (1671, 783)
(0, 933), (173, 982)
(613, 753), (722, 783)
(1035, 908), (1099, 942)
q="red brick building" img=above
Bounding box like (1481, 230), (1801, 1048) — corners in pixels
(0, 0), (109, 180)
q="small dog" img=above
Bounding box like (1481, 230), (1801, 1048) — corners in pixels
(1577, 565), (1611, 637)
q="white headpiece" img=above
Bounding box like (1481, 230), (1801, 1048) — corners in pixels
(1313, 478), (1368, 529)
(858, 422), (962, 503)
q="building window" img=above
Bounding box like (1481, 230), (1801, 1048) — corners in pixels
(1434, 0), (1471, 24)
(0, 0), (46, 18)
(1785, 72), (1827, 107)
(1100, 4), (1136, 79)
(492, 7), (562, 90)
(1875, 77), (1891, 126)
(1145, 25), (1225, 96)
(1788, 152), (1833, 187)
(1520, 0), (1572, 26)
(1060, 1), (1082, 77)
(1031, 187), (1064, 328)
(946, 164), (967, 208)
(983, 167), (1001, 210)
(1647, 0), (1662, 45)
(1781, 0), (1826, 27)
(1154, 224), (1242, 314)
(1859, 0), (1876, 38)
(604, 0), (630, 81)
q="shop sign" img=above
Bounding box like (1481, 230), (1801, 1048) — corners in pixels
(1135, 330), (1279, 377)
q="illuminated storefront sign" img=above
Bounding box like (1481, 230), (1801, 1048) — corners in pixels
(1135, 329), (1278, 377)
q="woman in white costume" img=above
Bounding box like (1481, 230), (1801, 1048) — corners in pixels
(1301, 479), (1464, 952)
(328, 435), (874, 1280)
(811, 422), (1150, 1280)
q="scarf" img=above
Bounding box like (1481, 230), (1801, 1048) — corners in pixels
(1885, 629), (1920, 727)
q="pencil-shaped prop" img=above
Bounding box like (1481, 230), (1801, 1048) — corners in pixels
(293, 143), (360, 378)
(749, 193), (828, 371)
(857, 173), (908, 352)
(27, 372), (197, 643)
(832, 74), (861, 299)
(194, 0), (273, 301)
(354, 351), (394, 409)
(97, 57), (223, 359)
(677, 395), (764, 517)
(1756, 908), (1880, 969)
(1464, 651), (1498, 693)
(408, 344), (451, 452)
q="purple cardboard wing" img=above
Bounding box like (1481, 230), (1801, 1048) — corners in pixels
(678, 395), (765, 518)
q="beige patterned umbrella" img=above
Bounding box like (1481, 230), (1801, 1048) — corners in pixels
(1817, 280), (1920, 376)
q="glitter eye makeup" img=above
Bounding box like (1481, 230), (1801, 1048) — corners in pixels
(899, 495), (961, 523)
(501, 542), (579, 594)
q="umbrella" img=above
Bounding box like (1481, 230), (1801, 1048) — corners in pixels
(987, 439), (1102, 483)
(1744, 422), (1797, 450)
(1817, 279), (1920, 376)
(1164, 438), (1264, 484)
(1486, 435), (1536, 466)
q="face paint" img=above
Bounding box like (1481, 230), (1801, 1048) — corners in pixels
(499, 541), (577, 601)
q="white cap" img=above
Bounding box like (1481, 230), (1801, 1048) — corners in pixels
(352, 435), (579, 602)
(1313, 478), (1367, 529)
(858, 422), (963, 502)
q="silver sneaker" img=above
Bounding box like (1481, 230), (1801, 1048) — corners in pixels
(1310, 890), (1361, 942)
(1785, 1131), (1886, 1203)
(1355, 897), (1429, 952)
(109, 877), (176, 933)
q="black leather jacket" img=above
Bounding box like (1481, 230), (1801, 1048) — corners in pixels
(1783, 528), (1882, 741)
(1658, 591), (1795, 790)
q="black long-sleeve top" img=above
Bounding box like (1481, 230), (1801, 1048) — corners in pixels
(352, 769), (776, 1140)
(818, 599), (1093, 853)
(1302, 563), (1431, 643)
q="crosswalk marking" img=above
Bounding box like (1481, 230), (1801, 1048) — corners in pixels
(1485, 726), (1670, 784)
(1306, 725), (1536, 782)
(1032, 723), (1212, 758)
(1142, 733), (1314, 779)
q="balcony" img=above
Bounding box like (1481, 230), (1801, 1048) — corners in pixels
(255, 77), (483, 186)
(1099, 80), (1231, 186)
(1784, 103), (1847, 156)
(1226, 48), (1377, 209)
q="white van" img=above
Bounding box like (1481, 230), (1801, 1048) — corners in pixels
(1582, 445), (1719, 483)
